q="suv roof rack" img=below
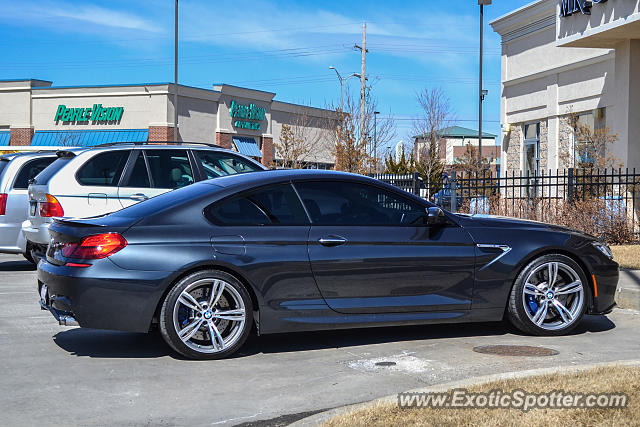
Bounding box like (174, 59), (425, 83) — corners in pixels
(93, 141), (222, 148)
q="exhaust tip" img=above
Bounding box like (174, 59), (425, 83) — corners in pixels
(58, 315), (78, 327)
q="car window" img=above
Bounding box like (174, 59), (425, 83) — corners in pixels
(32, 157), (72, 185)
(195, 150), (262, 179)
(12, 157), (56, 189)
(123, 152), (151, 188)
(205, 183), (309, 226)
(0, 159), (9, 178)
(145, 150), (194, 189)
(294, 181), (426, 226)
(76, 151), (129, 187)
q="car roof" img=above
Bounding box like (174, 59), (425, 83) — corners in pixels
(0, 151), (57, 161)
(203, 169), (384, 189)
(57, 142), (262, 158)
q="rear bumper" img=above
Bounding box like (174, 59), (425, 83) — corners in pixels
(22, 218), (52, 246)
(37, 258), (173, 333)
(0, 222), (26, 253)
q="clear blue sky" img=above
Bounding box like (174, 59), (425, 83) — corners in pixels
(0, 0), (530, 144)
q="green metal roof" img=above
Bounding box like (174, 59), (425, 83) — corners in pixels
(414, 126), (496, 139)
(438, 126), (496, 138)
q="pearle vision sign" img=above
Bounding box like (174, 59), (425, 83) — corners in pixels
(54, 104), (124, 124)
(560, 0), (608, 17)
(229, 100), (266, 131)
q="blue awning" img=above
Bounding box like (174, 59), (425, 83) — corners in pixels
(31, 129), (148, 147)
(0, 131), (9, 146)
(232, 137), (262, 158)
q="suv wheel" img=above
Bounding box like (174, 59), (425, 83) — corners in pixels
(159, 270), (253, 360)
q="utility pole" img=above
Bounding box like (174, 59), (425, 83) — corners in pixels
(354, 23), (367, 147)
(174, 0), (179, 143)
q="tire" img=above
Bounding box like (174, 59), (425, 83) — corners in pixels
(159, 270), (253, 360)
(507, 254), (588, 336)
(23, 250), (35, 265)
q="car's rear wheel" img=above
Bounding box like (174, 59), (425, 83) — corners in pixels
(159, 270), (253, 360)
(508, 254), (587, 336)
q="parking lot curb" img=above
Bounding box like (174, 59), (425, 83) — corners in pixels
(288, 359), (640, 427)
(617, 270), (640, 311)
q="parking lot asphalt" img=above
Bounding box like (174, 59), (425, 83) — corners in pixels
(1, 252), (640, 427)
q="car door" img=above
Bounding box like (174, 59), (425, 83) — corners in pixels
(72, 150), (130, 216)
(118, 149), (194, 207)
(204, 183), (318, 316)
(295, 179), (476, 314)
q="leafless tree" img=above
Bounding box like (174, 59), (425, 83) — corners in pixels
(274, 106), (332, 169)
(55, 131), (82, 147)
(412, 87), (454, 189)
(560, 112), (622, 170)
(333, 86), (395, 173)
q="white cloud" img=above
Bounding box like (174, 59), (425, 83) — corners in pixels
(0, 1), (161, 33)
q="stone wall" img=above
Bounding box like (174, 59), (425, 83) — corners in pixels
(539, 119), (548, 171)
(505, 124), (522, 172)
(558, 115), (574, 170)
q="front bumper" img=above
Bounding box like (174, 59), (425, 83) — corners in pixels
(587, 259), (619, 315)
(37, 258), (173, 333)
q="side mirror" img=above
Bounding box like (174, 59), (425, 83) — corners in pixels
(426, 206), (447, 225)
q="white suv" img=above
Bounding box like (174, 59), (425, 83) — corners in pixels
(23, 143), (266, 259)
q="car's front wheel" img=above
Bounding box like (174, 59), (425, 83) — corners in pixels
(508, 254), (588, 335)
(159, 270), (253, 360)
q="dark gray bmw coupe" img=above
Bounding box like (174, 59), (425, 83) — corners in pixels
(38, 170), (619, 359)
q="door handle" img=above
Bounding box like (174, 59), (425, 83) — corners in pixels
(130, 193), (149, 201)
(318, 236), (347, 247)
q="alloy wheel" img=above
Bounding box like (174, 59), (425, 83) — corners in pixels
(172, 278), (246, 354)
(522, 261), (584, 331)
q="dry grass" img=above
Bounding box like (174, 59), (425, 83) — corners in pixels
(611, 245), (640, 270)
(322, 366), (640, 427)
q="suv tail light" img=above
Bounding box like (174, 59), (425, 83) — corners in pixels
(62, 233), (127, 260)
(39, 194), (64, 217)
(0, 194), (7, 215)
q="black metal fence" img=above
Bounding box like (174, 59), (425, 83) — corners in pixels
(374, 169), (640, 242)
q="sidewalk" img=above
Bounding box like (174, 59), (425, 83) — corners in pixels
(617, 270), (640, 311)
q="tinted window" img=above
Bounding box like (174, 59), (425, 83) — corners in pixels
(33, 157), (72, 185)
(196, 150), (262, 179)
(145, 150), (194, 189)
(295, 181), (426, 226)
(123, 152), (151, 188)
(0, 159), (8, 179)
(206, 184), (308, 226)
(12, 157), (56, 189)
(76, 151), (129, 187)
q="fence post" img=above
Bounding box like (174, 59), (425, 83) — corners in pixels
(413, 172), (420, 196)
(450, 170), (457, 213)
(567, 168), (574, 201)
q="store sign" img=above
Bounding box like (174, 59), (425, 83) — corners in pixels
(560, 0), (608, 17)
(229, 100), (265, 131)
(54, 104), (124, 124)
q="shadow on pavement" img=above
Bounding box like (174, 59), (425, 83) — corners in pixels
(0, 259), (36, 272)
(51, 314), (616, 360)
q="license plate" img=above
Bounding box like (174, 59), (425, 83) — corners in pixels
(29, 202), (37, 216)
(40, 284), (48, 305)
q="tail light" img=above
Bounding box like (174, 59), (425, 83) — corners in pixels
(62, 233), (127, 260)
(39, 194), (64, 217)
(0, 193), (6, 215)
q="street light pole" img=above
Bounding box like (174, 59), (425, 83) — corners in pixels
(478, 0), (491, 168)
(329, 66), (361, 114)
(174, 0), (179, 143)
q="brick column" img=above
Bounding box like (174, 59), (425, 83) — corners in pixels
(148, 126), (179, 142)
(9, 128), (34, 146)
(261, 136), (274, 167)
(216, 132), (232, 149)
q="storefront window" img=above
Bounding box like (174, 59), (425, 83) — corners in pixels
(524, 122), (539, 176)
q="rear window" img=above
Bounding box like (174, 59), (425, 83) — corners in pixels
(12, 157), (56, 189)
(33, 157), (72, 185)
(76, 151), (129, 187)
(0, 160), (8, 178)
(195, 150), (263, 179)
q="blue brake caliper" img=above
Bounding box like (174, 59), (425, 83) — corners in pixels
(178, 306), (190, 326)
(527, 295), (538, 315)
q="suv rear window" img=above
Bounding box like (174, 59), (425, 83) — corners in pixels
(76, 151), (129, 187)
(12, 157), (56, 189)
(33, 157), (72, 185)
(0, 159), (8, 178)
